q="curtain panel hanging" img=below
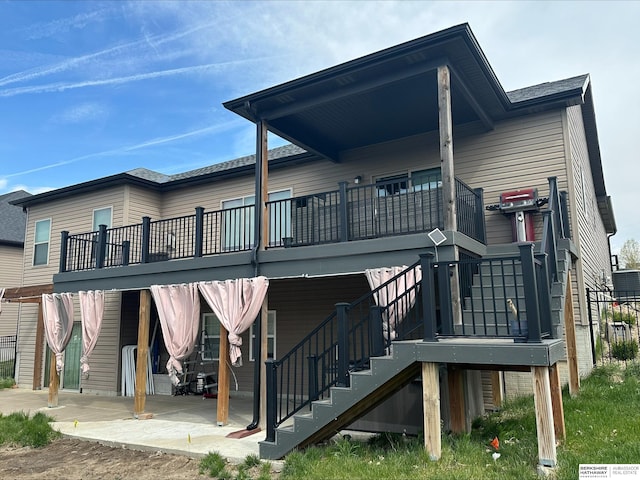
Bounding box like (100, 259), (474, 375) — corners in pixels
(365, 266), (422, 341)
(149, 283), (200, 385)
(42, 293), (75, 373)
(78, 290), (105, 378)
(198, 276), (269, 367)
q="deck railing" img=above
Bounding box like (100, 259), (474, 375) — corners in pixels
(60, 178), (485, 272)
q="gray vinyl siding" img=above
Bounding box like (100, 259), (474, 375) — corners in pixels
(454, 110), (568, 245)
(16, 303), (38, 387)
(124, 185), (162, 225)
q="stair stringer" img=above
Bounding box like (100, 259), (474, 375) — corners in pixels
(259, 341), (421, 460)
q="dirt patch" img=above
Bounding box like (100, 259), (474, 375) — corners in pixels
(0, 438), (268, 479)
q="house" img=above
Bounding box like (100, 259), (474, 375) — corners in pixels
(10, 24), (615, 467)
(0, 190), (31, 379)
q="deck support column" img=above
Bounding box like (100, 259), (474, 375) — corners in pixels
(490, 371), (503, 409)
(47, 350), (59, 407)
(564, 271), (580, 396)
(134, 289), (151, 417)
(437, 64), (461, 325)
(217, 326), (230, 425)
(549, 363), (566, 443)
(447, 365), (466, 433)
(531, 366), (557, 468)
(422, 362), (441, 460)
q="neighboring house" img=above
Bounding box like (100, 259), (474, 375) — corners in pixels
(0, 190), (31, 337)
(11, 24), (615, 465)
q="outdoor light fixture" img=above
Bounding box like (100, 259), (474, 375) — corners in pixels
(353, 175), (362, 184)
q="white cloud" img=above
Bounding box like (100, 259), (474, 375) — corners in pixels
(51, 102), (109, 124)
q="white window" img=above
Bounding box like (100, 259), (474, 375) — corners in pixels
(222, 190), (291, 250)
(250, 310), (276, 361)
(93, 207), (112, 230)
(201, 313), (220, 361)
(33, 219), (51, 266)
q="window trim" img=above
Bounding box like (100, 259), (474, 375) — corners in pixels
(33, 218), (52, 266)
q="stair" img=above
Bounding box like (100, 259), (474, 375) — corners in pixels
(259, 342), (420, 460)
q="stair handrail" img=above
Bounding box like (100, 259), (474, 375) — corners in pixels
(265, 260), (422, 443)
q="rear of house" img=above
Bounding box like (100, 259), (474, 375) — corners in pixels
(9, 24), (615, 462)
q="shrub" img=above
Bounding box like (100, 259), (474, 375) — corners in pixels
(603, 308), (637, 326)
(199, 451), (227, 478)
(611, 340), (639, 361)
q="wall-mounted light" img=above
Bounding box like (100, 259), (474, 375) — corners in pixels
(354, 175), (362, 184)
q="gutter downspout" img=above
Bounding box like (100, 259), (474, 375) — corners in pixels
(247, 109), (263, 431)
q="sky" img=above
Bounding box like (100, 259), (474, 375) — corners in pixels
(0, 1), (638, 254)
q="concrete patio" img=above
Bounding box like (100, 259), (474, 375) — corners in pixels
(0, 387), (264, 463)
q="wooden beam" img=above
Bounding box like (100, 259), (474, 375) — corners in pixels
(47, 350), (59, 407)
(438, 64), (456, 232)
(4, 284), (53, 300)
(259, 121), (269, 251)
(549, 364), (566, 443)
(447, 366), (466, 433)
(258, 296), (269, 430)
(33, 302), (45, 390)
(490, 371), (503, 409)
(217, 325), (230, 425)
(422, 362), (441, 460)
(564, 271), (580, 396)
(134, 289), (150, 417)
(532, 366), (557, 468)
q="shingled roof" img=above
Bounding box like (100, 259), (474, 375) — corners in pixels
(0, 190), (31, 246)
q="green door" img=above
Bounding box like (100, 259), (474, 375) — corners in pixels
(62, 323), (82, 390)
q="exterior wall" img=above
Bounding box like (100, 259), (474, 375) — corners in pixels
(0, 244), (23, 336)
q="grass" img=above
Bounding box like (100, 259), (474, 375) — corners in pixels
(199, 452), (273, 480)
(276, 363), (640, 480)
(0, 377), (15, 389)
(0, 411), (61, 448)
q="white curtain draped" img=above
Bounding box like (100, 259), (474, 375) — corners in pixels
(150, 283), (200, 385)
(365, 266), (422, 341)
(42, 293), (75, 373)
(79, 290), (105, 378)
(198, 276), (269, 366)
(0, 288), (4, 314)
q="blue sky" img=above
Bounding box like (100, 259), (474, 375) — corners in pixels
(1, 1), (638, 253)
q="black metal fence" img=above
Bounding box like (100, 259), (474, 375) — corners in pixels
(0, 334), (17, 379)
(61, 178), (486, 273)
(587, 289), (640, 366)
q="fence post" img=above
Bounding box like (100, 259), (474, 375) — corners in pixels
(535, 252), (553, 338)
(587, 288), (597, 367)
(195, 206), (204, 258)
(336, 302), (350, 387)
(474, 187), (486, 244)
(307, 355), (319, 403)
(95, 224), (107, 269)
(370, 305), (385, 356)
(420, 253), (438, 342)
(265, 359), (277, 443)
(141, 216), (151, 264)
(519, 243), (542, 343)
(338, 182), (349, 242)
(59, 231), (69, 273)
(560, 191), (570, 240)
(122, 241), (130, 266)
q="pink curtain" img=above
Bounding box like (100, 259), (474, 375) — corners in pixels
(365, 266), (422, 341)
(198, 276), (269, 366)
(42, 293), (75, 373)
(150, 283), (200, 385)
(79, 290), (105, 378)
(0, 288), (4, 314)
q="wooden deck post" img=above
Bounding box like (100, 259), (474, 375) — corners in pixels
(47, 350), (59, 407)
(564, 271), (580, 396)
(532, 366), (557, 468)
(217, 325), (230, 425)
(134, 289), (150, 417)
(258, 120), (269, 250)
(33, 301), (45, 390)
(422, 362), (441, 460)
(549, 363), (566, 442)
(447, 365), (466, 433)
(491, 371), (503, 409)
(437, 64), (461, 325)
(258, 296), (269, 430)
